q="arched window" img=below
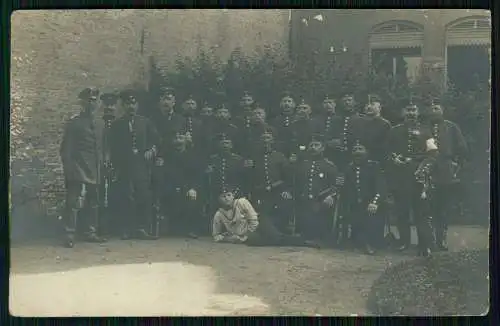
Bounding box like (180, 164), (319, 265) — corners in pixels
(369, 21), (424, 49)
(369, 21), (424, 85)
(445, 16), (491, 92)
(446, 16), (491, 46)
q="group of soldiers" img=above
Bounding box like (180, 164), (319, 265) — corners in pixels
(60, 84), (467, 256)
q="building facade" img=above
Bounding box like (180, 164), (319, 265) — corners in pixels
(290, 9), (491, 92)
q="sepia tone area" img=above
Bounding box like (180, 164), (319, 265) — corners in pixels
(10, 9), (490, 317)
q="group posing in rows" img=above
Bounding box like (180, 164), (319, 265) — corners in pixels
(60, 85), (467, 257)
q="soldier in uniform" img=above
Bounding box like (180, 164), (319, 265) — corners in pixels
(342, 143), (386, 254)
(199, 101), (217, 159)
(423, 101), (468, 251)
(245, 106), (276, 154)
(109, 89), (158, 240)
(179, 95), (203, 150)
(234, 92), (256, 152)
(359, 95), (392, 163)
(247, 130), (294, 233)
(294, 136), (340, 245)
(100, 91), (119, 236)
(414, 137), (441, 257)
(59, 87), (107, 248)
(212, 104), (239, 153)
(270, 92), (297, 158)
(290, 99), (316, 163)
(152, 87), (183, 156)
(158, 133), (204, 238)
(312, 95), (344, 163)
(385, 102), (432, 252)
(205, 133), (246, 216)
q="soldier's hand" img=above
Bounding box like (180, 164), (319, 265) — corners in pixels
(367, 203), (378, 214)
(144, 149), (155, 161)
(244, 159), (254, 168)
(206, 165), (214, 173)
(281, 191), (292, 200)
(336, 176), (345, 187)
(323, 195), (335, 207)
(421, 191), (427, 199)
(187, 189), (197, 200)
(155, 157), (164, 167)
(290, 153), (298, 163)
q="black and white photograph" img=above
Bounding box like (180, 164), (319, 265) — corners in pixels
(9, 9), (491, 316)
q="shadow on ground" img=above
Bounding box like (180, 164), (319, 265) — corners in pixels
(10, 225), (489, 316)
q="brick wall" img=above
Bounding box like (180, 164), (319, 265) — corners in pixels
(11, 9), (289, 171)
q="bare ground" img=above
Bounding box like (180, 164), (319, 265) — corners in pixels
(9, 225), (489, 317)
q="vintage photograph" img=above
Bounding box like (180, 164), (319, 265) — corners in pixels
(10, 9), (490, 316)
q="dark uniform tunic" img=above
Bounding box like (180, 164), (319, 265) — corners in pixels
(342, 160), (385, 248)
(426, 119), (467, 246)
(235, 114), (254, 153)
(60, 111), (104, 235)
(179, 114), (204, 149)
(312, 113), (344, 162)
(385, 122), (432, 247)
(151, 111), (184, 158)
(332, 114), (366, 169)
(241, 122), (276, 159)
(206, 152), (245, 213)
(109, 114), (157, 234)
(248, 148), (293, 233)
(358, 116), (392, 163)
(290, 118), (316, 161)
(160, 148), (204, 236)
(270, 114), (295, 158)
(294, 157), (339, 241)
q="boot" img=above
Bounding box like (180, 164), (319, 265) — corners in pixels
(364, 243), (376, 255)
(83, 207), (107, 243)
(63, 209), (79, 248)
(135, 228), (158, 240)
(435, 227), (449, 251)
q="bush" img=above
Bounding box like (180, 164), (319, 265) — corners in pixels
(366, 249), (489, 315)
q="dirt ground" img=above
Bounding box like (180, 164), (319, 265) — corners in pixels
(9, 225), (489, 317)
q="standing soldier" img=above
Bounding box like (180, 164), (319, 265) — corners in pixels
(294, 136), (340, 246)
(312, 95), (344, 163)
(152, 86), (182, 157)
(414, 137), (441, 257)
(205, 133), (246, 216)
(246, 106), (276, 154)
(109, 89), (158, 240)
(423, 101), (468, 251)
(290, 99), (316, 163)
(247, 130), (294, 233)
(179, 95), (203, 150)
(212, 104), (239, 153)
(385, 101), (432, 252)
(235, 91), (256, 151)
(199, 101), (217, 160)
(100, 91), (119, 236)
(360, 95), (392, 163)
(342, 143), (386, 254)
(270, 92), (297, 158)
(59, 87), (107, 248)
(159, 133), (204, 238)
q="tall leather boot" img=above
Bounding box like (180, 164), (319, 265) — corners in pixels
(83, 206), (107, 243)
(64, 209), (79, 248)
(435, 226), (449, 251)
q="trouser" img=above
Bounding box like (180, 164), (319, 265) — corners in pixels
(245, 213), (312, 247)
(392, 181), (423, 246)
(164, 189), (204, 236)
(64, 181), (99, 236)
(253, 191), (293, 234)
(415, 195), (436, 251)
(115, 176), (152, 234)
(431, 183), (455, 245)
(348, 202), (384, 248)
(296, 199), (332, 242)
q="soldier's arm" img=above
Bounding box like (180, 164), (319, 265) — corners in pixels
(59, 120), (74, 164)
(451, 123), (468, 164)
(212, 212), (227, 242)
(238, 198), (259, 232)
